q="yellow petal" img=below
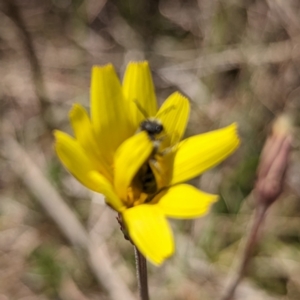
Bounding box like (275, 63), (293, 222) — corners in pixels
(156, 184), (218, 218)
(89, 171), (125, 212)
(69, 104), (113, 182)
(114, 131), (153, 202)
(55, 130), (125, 212)
(156, 92), (190, 146)
(122, 61), (157, 128)
(91, 64), (135, 163)
(122, 204), (174, 265)
(171, 123), (240, 185)
(54, 130), (99, 192)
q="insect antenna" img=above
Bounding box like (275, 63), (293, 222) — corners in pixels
(133, 99), (149, 119)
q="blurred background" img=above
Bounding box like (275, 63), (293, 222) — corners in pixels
(1, 0), (300, 299)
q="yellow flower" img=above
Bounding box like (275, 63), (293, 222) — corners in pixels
(54, 61), (240, 265)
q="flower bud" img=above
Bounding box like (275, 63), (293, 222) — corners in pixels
(255, 115), (292, 206)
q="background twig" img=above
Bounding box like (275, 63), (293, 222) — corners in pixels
(3, 0), (50, 120)
(4, 137), (136, 300)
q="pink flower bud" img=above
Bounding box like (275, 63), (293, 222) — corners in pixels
(255, 115), (292, 206)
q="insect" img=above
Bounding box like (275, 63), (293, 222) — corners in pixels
(139, 162), (157, 194)
(140, 118), (163, 141)
(134, 100), (174, 195)
(138, 118), (164, 194)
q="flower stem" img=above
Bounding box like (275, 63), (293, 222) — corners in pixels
(134, 246), (150, 300)
(221, 203), (268, 300)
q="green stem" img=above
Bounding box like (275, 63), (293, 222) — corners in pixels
(134, 246), (150, 300)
